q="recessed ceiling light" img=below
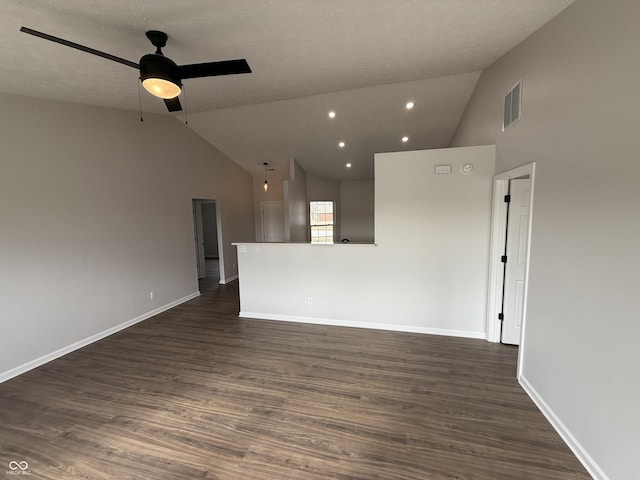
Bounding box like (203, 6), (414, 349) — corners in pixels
(406, 101), (415, 110)
(346, 163), (352, 168)
(338, 141), (346, 148)
(328, 111), (336, 119)
(402, 136), (410, 143)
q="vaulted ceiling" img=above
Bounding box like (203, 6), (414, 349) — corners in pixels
(0, 1), (575, 181)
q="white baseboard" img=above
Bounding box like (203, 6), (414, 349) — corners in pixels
(219, 274), (238, 285)
(239, 311), (486, 339)
(0, 291), (200, 384)
(519, 375), (607, 480)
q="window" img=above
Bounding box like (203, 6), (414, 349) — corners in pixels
(310, 201), (334, 244)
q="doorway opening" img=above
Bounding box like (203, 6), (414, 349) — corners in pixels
(192, 199), (224, 292)
(486, 163), (536, 375)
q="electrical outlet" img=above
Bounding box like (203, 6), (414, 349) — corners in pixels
(307, 297), (313, 306)
(150, 291), (155, 300)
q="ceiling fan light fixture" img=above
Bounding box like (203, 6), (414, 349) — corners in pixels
(139, 53), (182, 99)
(142, 77), (181, 99)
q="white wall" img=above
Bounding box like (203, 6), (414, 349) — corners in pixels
(0, 92), (254, 381)
(237, 146), (495, 336)
(374, 146), (495, 332)
(340, 181), (374, 243)
(450, 1), (639, 478)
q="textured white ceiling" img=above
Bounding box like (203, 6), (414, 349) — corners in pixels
(0, 0), (575, 180)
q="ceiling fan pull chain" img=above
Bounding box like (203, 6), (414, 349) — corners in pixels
(137, 79), (144, 122)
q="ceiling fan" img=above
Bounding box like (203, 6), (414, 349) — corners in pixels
(20, 27), (252, 112)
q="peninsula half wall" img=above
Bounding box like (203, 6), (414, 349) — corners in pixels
(235, 145), (496, 338)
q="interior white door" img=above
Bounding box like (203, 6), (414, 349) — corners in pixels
(501, 178), (531, 345)
(262, 201), (285, 242)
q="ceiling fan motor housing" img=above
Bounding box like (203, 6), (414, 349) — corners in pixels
(139, 53), (182, 98)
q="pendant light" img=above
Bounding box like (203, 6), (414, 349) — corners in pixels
(262, 162), (271, 192)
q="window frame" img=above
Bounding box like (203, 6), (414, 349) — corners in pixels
(309, 200), (335, 244)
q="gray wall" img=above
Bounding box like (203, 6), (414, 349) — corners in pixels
(283, 159), (309, 242)
(340, 181), (374, 243)
(0, 92), (254, 380)
(451, 1), (639, 478)
(201, 202), (218, 258)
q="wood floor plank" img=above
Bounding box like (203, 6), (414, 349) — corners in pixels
(0, 272), (590, 479)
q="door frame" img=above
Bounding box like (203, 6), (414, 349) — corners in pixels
(486, 162), (536, 374)
(192, 199), (227, 285)
(193, 200), (207, 279)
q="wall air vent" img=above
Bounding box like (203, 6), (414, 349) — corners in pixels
(503, 80), (522, 131)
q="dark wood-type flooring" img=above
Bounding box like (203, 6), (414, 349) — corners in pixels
(0, 263), (590, 479)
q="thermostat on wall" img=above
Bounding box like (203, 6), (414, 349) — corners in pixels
(434, 164), (452, 175)
(461, 163), (474, 174)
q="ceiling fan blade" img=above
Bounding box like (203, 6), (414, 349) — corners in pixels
(20, 27), (139, 69)
(163, 97), (182, 112)
(178, 59), (251, 79)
